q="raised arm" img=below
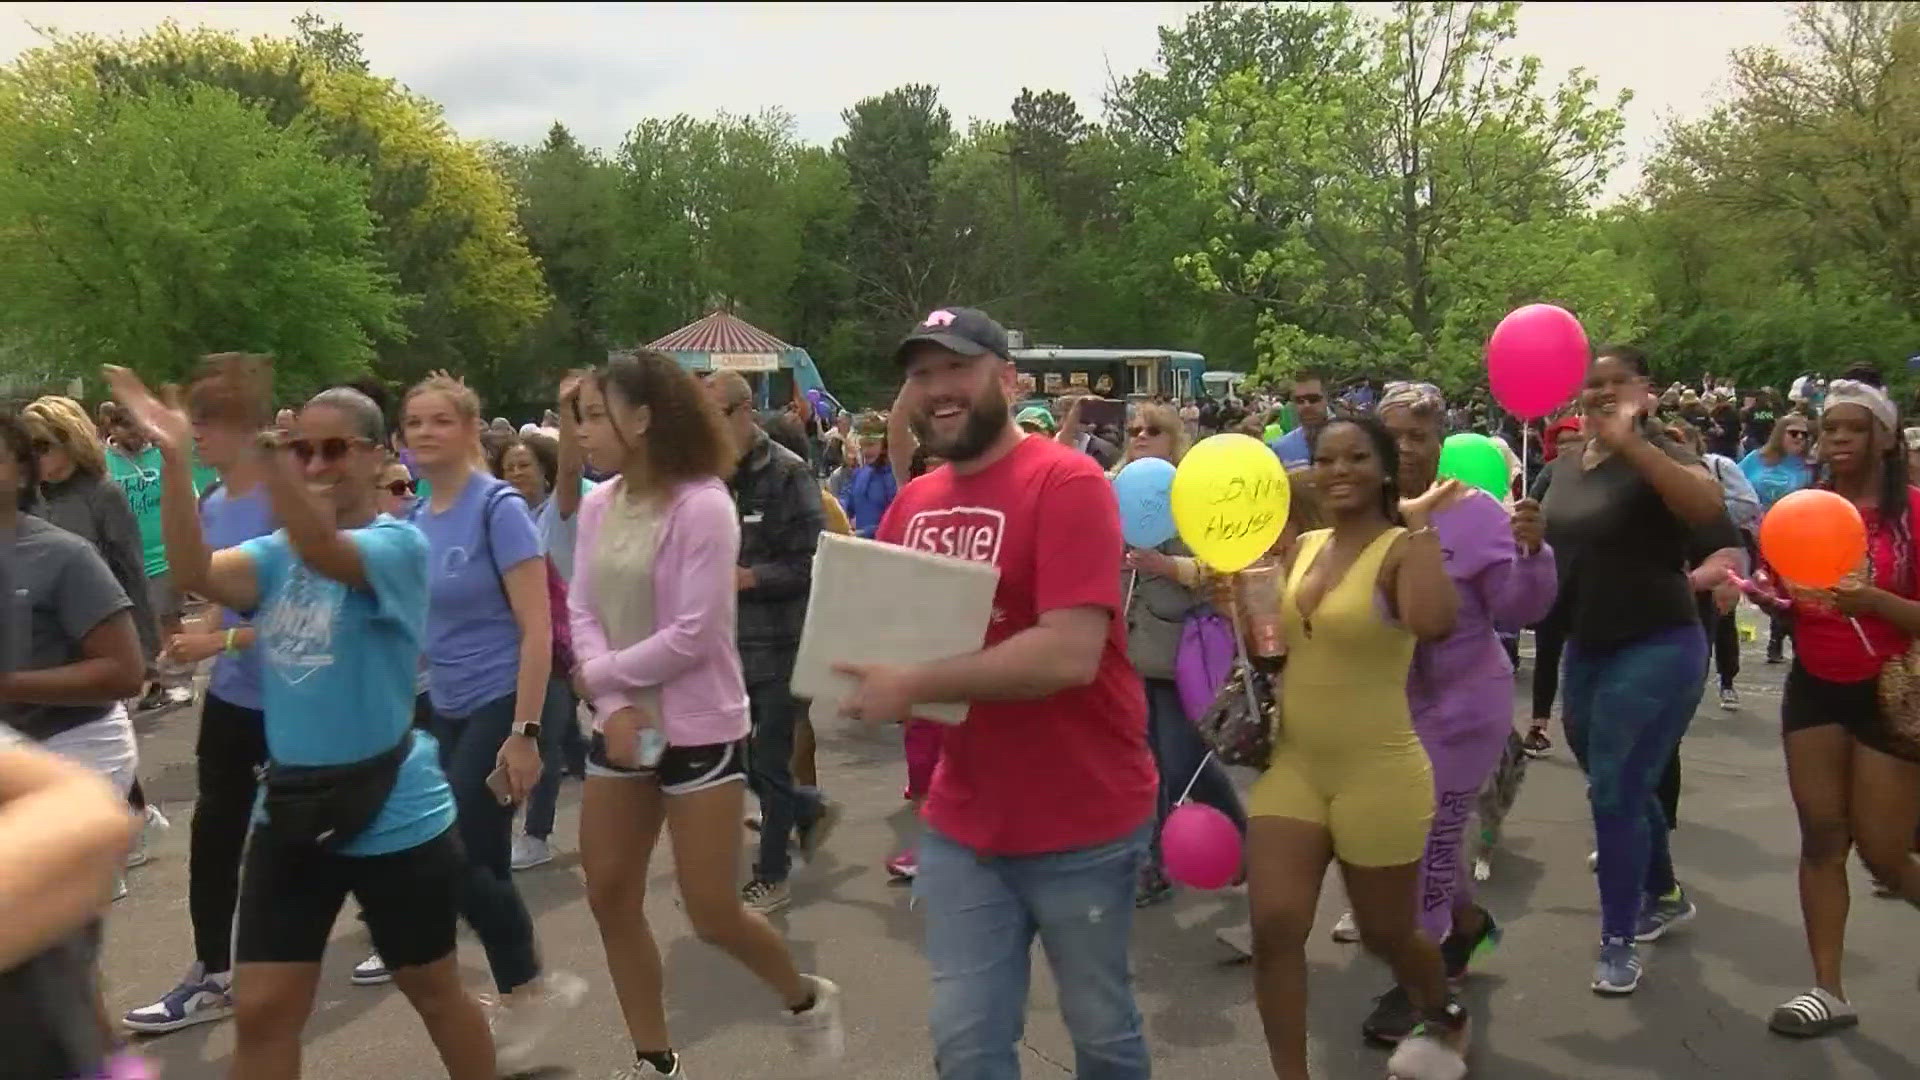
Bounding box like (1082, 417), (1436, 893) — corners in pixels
(554, 372), (586, 522)
(103, 366), (258, 613)
(1592, 404), (1725, 526)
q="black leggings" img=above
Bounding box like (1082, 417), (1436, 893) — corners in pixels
(1531, 619), (1568, 720)
(190, 694), (268, 973)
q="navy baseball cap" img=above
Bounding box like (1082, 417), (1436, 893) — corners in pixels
(891, 306), (1012, 365)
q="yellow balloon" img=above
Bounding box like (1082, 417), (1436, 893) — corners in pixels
(1171, 433), (1291, 572)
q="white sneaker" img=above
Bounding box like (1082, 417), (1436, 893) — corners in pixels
(351, 951), (391, 985)
(491, 970), (589, 1074)
(126, 804), (169, 868)
(511, 834), (554, 871)
(162, 685), (195, 708)
(1331, 910), (1361, 943)
(784, 974), (845, 1071)
(123, 962), (234, 1034)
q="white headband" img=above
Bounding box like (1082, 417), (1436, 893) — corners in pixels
(1824, 379), (1897, 434)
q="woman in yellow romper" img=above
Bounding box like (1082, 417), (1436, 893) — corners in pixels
(1245, 415), (1468, 1080)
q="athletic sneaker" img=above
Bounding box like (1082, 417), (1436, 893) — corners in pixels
(490, 970), (588, 1074)
(611, 1053), (685, 1077)
(351, 951), (391, 986)
(1440, 907), (1502, 980)
(1591, 937), (1642, 995)
(742, 878), (791, 915)
(1634, 887), (1697, 942)
(1361, 984), (1416, 1045)
(1520, 725), (1552, 758)
(510, 834), (554, 871)
(1135, 863), (1174, 908)
(796, 799), (844, 862)
(126, 804), (169, 868)
(1385, 1001), (1470, 1080)
(1330, 910), (1360, 943)
(885, 848), (918, 881)
(784, 975), (846, 1069)
(1768, 987), (1858, 1038)
(123, 962), (233, 1034)
(1719, 686), (1740, 711)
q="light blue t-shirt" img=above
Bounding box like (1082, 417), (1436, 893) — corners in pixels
(415, 471), (542, 717)
(240, 518), (455, 856)
(536, 479), (596, 584)
(1270, 425), (1312, 469)
(201, 484), (276, 711)
(1738, 449), (1814, 510)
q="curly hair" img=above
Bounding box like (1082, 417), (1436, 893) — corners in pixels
(489, 430), (558, 491)
(0, 408), (40, 510)
(593, 350), (735, 484)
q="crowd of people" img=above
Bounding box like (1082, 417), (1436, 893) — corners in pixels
(0, 306), (1917, 1079)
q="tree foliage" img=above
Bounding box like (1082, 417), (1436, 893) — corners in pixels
(0, 79), (401, 394)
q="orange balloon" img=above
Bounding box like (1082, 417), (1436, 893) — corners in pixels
(1759, 489), (1867, 588)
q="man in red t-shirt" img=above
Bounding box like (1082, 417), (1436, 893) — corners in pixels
(837, 306), (1156, 1078)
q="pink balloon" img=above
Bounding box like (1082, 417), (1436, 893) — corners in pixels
(1486, 303), (1589, 420)
(1161, 802), (1242, 890)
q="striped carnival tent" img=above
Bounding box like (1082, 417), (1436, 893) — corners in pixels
(641, 310), (835, 410)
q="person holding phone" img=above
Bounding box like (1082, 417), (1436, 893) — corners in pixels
(568, 351), (844, 1079)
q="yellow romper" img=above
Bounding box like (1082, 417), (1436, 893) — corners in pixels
(1245, 527), (1434, 868)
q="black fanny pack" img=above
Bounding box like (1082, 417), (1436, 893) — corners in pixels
(259, 732), (413, 849)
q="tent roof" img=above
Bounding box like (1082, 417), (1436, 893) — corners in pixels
(647, 310), (790, 354)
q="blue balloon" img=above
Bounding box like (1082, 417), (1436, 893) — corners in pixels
(1113, 457), (1178, 548)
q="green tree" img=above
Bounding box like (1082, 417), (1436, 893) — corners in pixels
(0, 82), (402, 393)
(492, 123), (623, 369)
(1173, 1), (1644, 389)
(6, 19), (549, 401)
(1637, 2), (1920, 384)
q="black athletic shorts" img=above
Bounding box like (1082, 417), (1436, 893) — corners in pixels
(1781, 660), (1903, 757)
(234, 826), (461, 969)
(585, 733), (746, 795)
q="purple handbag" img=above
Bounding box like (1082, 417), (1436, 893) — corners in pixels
(1175, 609), (1236, 724)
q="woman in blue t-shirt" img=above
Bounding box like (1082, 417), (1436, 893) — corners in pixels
(104, 363), (492, 1079)
(1739, 414), (1815, 662)
(390, 375), (582, 1071)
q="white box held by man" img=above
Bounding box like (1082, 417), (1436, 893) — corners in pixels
(791, 532), (999, 725)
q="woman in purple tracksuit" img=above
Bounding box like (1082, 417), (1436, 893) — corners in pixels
(1356, 382), (1560, 1044)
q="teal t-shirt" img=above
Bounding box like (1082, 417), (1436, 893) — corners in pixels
(107, 445), (217, 577)
(239, 517), (455, 856)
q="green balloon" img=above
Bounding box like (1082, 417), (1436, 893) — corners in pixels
(1437, 432), (1509, 499)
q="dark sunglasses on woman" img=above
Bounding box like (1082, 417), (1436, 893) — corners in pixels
(382, 478), (417, 497)
(285, 436), (370, 464)
(1128, 424), (1162, 439)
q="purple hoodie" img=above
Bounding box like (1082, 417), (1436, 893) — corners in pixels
(1408, 490), (1558, 743)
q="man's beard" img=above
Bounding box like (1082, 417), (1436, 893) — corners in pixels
(911, 382), (1011, 464)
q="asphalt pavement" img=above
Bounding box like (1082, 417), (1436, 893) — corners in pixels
(105, 618), (1920, 1078)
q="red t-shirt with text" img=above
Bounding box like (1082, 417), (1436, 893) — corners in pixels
(877, 435), (1155, 856)
(1789, 486), (1920, 683)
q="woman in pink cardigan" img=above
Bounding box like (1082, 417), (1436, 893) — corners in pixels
(566, 352), (844, 1078)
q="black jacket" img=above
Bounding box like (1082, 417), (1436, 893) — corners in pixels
(729, 429), (823, 673)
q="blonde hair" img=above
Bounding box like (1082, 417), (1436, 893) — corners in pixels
(403, 373), (481, 423)
(1122, 401), (1192, 465)
(24, 396), (107, 477)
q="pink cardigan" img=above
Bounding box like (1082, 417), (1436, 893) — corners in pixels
(569, 477), (751, 746)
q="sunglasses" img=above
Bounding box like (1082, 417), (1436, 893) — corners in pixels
(286, 436), (370, 464)
(1784, 430), (1808, 439)
(383, 478), (417, 497)
(29, 437), (54, 455)
(1128, 424), (1163, 438)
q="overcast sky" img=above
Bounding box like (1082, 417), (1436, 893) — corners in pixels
(0, 2), (1798, 198)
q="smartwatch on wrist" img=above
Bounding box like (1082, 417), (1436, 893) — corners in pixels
(513, 720), (542, 740)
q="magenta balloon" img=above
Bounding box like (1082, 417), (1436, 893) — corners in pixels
(1160, 802), (1242, 890)
(1486, 303), (1590, 420)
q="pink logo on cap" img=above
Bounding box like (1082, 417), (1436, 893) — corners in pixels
(923, 310), (956, 327)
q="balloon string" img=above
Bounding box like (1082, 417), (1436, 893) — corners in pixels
(1728, 572), (1875, 653)
(1178, 749), (1216, 805)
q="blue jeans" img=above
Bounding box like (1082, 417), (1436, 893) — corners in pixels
(918, 821), (1152, 1080)
(1561, 624), (1706, 940)
(746, 651), (822, 883)
(1144, 678), (1245, 872)
(523, 677), (582, 841)
(426, 692), (542, 994)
